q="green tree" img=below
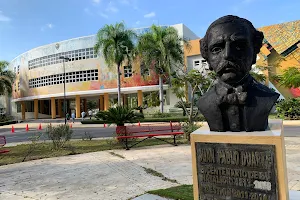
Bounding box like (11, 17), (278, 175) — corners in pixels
(137, 25), (189, 113)
(274, 67), (300, 88)
(250, 65), (267, 83)
(0, 61), (15, 95)
(94, 22), (136, 105)
(171, 69), (214, 123)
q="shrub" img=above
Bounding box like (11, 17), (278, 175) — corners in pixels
(96, 106), (139, 126)
(152, 111), (172, 118)
(276, 98), (300, 120)
(174, 101), (191, 116)
(0, 115), (13, 122)
(135, 112), (145, 119)
(46, 124), (73, 149)
(182, 122), (202, 141)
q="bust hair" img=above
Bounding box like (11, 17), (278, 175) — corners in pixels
(200, 15), (264, 65)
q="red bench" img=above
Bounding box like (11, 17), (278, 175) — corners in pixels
(116, 122), (184, 150)
(0, 136), (10, 154)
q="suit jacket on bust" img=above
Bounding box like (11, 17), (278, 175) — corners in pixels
(198, 76), (280, 132)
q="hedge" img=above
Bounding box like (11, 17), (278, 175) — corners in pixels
(0, 120), (17, 126)
(81, 116), (206, 124)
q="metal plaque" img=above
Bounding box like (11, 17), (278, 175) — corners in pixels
(195, 142), (278, 200)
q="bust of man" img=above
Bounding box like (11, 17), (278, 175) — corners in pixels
(198, 15), (279, 132)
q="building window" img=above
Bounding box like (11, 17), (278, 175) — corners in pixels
(17, 65), (20, 74)
(18, 82), (20, 91)
(28, 47), (98, 70)
(281, 41), (300, 57)
(16, 103), (21, 113)
(193, 60), (200, 67)
(201, 59), (208, 68)
(25, 101), (34, 112)
(140, 62), (149, 76)
(28, 69), (98, 88)
(124, 66), (133, 78)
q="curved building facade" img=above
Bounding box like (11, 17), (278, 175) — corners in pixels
(8, 24), (199, 119)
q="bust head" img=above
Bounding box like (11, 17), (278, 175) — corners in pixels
(200, 15), (264, 85)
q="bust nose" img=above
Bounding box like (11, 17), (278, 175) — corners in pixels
(224, 42), (233, 61)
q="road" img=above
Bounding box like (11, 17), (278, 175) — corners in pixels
(1, 125), (300, 144)
(0, 127), (115, 143)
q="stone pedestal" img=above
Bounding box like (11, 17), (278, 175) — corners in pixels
(191, 119), (289, 200)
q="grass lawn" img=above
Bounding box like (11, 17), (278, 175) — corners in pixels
(0, 137), (188, 166)
(149, 185), (193, 200)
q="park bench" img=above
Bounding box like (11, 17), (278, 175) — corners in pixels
(0, 136), (10, 154)
(116, 122), (184, 150)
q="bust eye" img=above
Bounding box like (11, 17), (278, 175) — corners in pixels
(211, 47), (222, 54)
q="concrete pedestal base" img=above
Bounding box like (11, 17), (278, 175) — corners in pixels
(191, 119), (289, 200)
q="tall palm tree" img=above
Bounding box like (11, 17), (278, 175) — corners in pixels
(94, 22), (136, 105)
(0, 61), (15, 95)
(137, 25), (188, 113)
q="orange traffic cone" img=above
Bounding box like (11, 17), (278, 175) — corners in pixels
(38, 123), (42, 130)
(26, 124), (29, 132)
(138, 121), (141, 127)
(11, 125), (15, 133)
(70, 123), (72, 128)
(104, 123), (106, 128)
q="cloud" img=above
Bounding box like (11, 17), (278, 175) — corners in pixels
(106, 2), (119, 13)
(119, 0), (129, 4)
(242, 0), (255, 3)
(0, 11), (11, 22)
(92, 0), (101, 4)
(144, 12), (155, 18)
(41, 23), (54, 31)
(84, 8), (93, 15)
(135, 21), (140, 25)
(99, 12), (109, 19)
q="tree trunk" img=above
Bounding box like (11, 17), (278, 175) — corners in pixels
(117, 64), (122, 106)
(159, 75), (164, 113)
(189, 90), (195, 124)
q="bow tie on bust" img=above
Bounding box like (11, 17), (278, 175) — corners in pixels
(215, 79), (250, 105)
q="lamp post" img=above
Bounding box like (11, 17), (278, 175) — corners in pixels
(59, 56), (70, 125)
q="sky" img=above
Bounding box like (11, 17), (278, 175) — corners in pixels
(0, 0), (299, 61)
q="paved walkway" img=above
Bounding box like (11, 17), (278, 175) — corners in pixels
(1, 137), (300, 199)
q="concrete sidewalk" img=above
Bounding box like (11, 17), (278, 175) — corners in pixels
(1, 137), (300, 199)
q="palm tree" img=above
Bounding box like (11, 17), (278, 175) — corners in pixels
(94, 22), (136, 105)
(0, 61), (15, 95)
(137, 25), (188, 113)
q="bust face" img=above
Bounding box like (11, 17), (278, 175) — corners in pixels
(206, 22), (254, 85)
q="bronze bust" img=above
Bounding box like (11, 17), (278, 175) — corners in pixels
(198, 15), (279, 132)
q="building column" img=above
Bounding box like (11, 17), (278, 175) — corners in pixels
(34, 99), (39, 119)
(99, 95), (104, 111)
(75, 95), (81, 118)
(137, 90), (143, 107)
(21, 101), (26, 120)
(58, 99), (63, 118)
(104, 93), (109, 111)
(51, 97), (56, 119)
(123, 94), (128, 107)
